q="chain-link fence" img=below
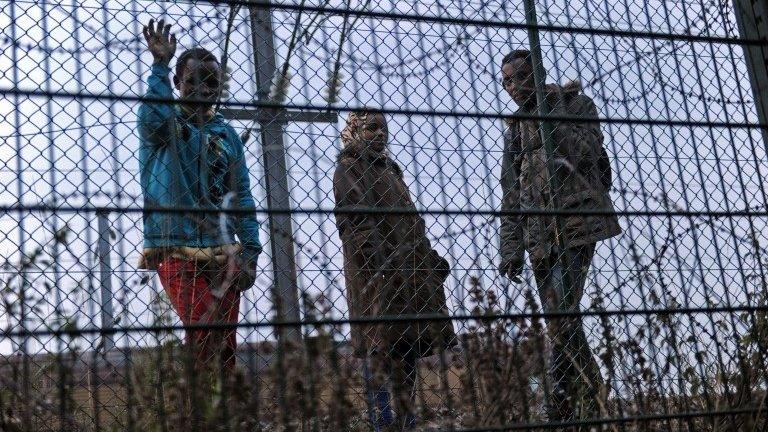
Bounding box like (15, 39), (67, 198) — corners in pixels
(2, 0), (768, 430)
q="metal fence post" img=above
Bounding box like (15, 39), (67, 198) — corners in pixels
(248, 1), (302, 342)
(220, 2), (337, 347)
(522, 0), (575, 415)
(97, 212), (115, 351)
(733, 0), (768, 145)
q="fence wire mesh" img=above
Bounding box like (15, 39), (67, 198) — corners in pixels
(2, 0), (768, 430)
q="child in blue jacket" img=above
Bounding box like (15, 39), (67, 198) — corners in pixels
(137, 19), (261, 371)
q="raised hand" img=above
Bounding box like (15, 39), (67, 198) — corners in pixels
(142, 19), (177, 66)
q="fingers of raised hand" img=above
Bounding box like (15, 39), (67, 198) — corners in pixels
(144, 19), (175, 50)
(155, 19), (165, 36)
(143, 19), (155, 42)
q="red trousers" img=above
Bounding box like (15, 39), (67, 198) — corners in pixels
(157, 257), (241, 371)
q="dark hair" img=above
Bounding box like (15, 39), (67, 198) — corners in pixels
(175, 47), (219, 77)
(501, 49), (532, 67)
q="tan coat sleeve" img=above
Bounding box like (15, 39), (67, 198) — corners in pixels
(333, 160), (384, 271)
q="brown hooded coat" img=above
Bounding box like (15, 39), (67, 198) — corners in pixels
(333, 118), (456, 357)
(500, 81), (621, 264)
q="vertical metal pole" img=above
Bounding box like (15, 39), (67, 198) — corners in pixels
(522, 0), (571, 416)
(248, 1), (302, 342)
(40, 2), (69, 427)
(101, 0), (127, 350)
(522, 0), (572, 285)
(97, 212), (115, 352)
(242, 6), (261, 346)
(733, 0), (768, 145)
(41, 0), (65, 352)
(9, 2), (31, 430)
(69, 0), (97, 349)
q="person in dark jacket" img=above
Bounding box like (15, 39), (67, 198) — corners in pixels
(333, 110), (456, 431)
(137, 19), (261, 372)
(497, 49), (621, 421)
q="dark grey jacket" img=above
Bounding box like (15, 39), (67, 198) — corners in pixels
(499, 82), (621, 264)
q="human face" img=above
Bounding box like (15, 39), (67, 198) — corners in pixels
(501, 58), (536, 108)
(174, 58), (222, 110)
(359, 113), (388, 152)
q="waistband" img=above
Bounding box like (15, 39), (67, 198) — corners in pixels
(137, 243), (243, 270)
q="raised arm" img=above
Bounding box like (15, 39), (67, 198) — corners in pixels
(137, 19), (177, 147)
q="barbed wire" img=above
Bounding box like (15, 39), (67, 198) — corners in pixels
(652, 61), (752, 106)
(5, 0), (762, 59)
(125, 0), (768, 46)
(295, 0), (753, 108)
(4, 0), (753, 111)
(1, 8), (242, 55)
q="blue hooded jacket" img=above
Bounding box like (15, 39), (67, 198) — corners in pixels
(137, 63), (262, 263)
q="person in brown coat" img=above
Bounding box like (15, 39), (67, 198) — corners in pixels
(497, 50), (622, 421)
(333, 110), (456, 431)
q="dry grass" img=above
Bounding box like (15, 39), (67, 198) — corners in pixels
(2, 234), (767, 431)
(1, 285), (766, 432)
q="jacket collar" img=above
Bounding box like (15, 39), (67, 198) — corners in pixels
(513, 81), (583, 115)
(338, 143), (402, 175)
(508, 81), (583, 130)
